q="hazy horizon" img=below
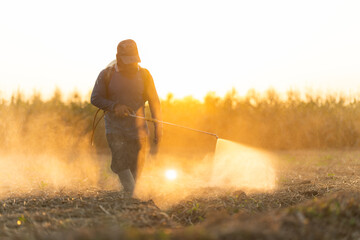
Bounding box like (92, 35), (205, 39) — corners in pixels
(1, 0), (360, 101)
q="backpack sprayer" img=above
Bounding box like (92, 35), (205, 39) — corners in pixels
(91, 110), (218, 146)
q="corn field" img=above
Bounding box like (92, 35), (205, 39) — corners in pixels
(1, 88), (359, 152)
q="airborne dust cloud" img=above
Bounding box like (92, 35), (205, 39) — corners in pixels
(0, 94), (277, 206)
(135, 137), (276, 207)
(0, 101), (102, 197)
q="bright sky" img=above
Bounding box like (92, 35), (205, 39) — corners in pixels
(1, 0), (360, 101)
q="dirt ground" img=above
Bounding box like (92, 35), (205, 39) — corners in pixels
(1, 150), (360, 240)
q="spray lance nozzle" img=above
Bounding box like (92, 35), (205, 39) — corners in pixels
(128, 113), (219, 139)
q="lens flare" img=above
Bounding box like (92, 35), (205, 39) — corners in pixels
(165, 169), (177, 180)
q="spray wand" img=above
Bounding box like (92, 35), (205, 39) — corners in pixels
(128, 113), (219, 139)
(91, 110), (218, 146)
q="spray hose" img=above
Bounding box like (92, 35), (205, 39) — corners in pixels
(91, 111), (218, 146)
(91, 109), (105, 146)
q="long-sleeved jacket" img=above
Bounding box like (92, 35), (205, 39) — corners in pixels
(91, 63), (162, 139)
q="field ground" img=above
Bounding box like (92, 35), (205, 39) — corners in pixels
(1, 150), (360, 240)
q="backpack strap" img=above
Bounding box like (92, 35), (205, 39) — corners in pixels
(139, 67), (150, 102)
(104, 65), (115, 97)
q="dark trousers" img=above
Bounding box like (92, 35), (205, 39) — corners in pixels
(106, 134), (146, 181)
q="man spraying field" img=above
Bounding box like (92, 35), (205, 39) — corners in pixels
(91, 39), (162, 197)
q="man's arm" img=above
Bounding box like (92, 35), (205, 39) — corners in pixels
(90, 69), (117, 112)
(144, 69), (163, 143)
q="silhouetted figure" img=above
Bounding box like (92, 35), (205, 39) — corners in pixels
(91, 39), (162, 197)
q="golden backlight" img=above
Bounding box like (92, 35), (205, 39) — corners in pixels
(2, 1), (360, 101)
(211, 139), (276, 190)
(165, 169), (177, 180)
(135, 138), (277, 207)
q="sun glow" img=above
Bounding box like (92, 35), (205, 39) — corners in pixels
(165, 169), (177, 181)
(1, 1), (359, 101)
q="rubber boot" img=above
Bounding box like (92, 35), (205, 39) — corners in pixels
(118, 169), (135, 197)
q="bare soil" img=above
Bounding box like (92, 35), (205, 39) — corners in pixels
(1, 150), (359, 239)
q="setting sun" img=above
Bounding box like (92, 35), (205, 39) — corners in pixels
(1, 1), (359, 100)
(165, 169), (177, 181)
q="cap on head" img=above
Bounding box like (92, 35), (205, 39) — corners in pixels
(117, 39), (141, 64)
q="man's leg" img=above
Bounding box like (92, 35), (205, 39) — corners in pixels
(106, 134), (147, 197)
(117, 169), (135, 196)
(106, 134), (135, 196)
(129, 138), (147, 182)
